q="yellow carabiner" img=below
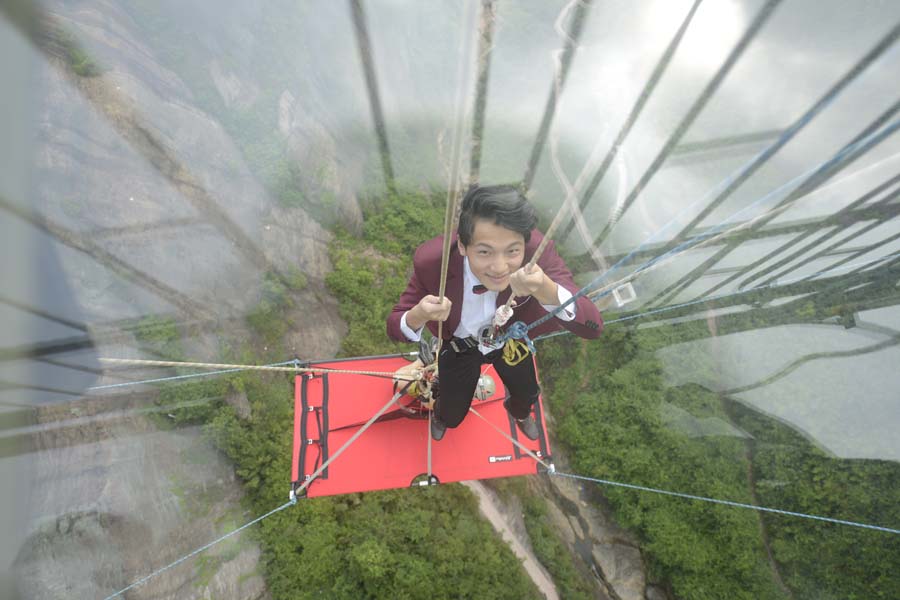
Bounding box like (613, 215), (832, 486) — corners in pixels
(502, 338), (531, 366)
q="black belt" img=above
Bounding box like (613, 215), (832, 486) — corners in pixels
(448, 336), (479, 353)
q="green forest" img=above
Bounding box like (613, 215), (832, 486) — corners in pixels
(137, 191), (900, 599)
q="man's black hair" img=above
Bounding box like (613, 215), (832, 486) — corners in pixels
(457, 184), (536, 246)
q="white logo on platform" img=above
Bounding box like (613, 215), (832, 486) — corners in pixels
(489, 455), (512, 463)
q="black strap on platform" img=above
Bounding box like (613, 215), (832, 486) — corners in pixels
(298, 372), (331, 488)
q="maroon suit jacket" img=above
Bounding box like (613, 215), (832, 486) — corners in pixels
(387, 229), (603, 342)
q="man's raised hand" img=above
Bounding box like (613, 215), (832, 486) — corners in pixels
(510, 263), (559, 305)
(510, 263), (545, 297)
(407, 295), (452, 330)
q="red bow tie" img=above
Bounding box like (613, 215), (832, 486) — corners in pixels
(472, 284), (488, 294)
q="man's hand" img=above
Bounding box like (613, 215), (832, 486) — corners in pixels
(510, 264), (559, 305)
(406, 295), (452, 331)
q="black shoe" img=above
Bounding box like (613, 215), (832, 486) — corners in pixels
(514, 415), (540, 441)
(503, 399), (541, 441)
(431, 414), (447, 441)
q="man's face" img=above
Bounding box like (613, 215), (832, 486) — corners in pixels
(458, 218), (526, 292)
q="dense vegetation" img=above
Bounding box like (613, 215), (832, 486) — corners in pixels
(731, 401), (900, 599)
(539, 324), (900, 600)
(325, 190), (445, 357)
(541, 330), (789, 599)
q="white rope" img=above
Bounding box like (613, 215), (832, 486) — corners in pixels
(468, 406), (550, 469)
(294, 388), (403, 497)
(98, 357), (420, 381)
(106, 386), (406, 600)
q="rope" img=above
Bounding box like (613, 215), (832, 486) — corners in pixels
(435, 0), (477, 360)
(463, 363), (899, 538)
(468, 406), (550, 469)
(453, 363), (551, 469)
(533, 250), (900, 343)
(88, 359), (299, 391)
(499, 118), (900, 345)
(551, 471), (900, 535)
(427, 410), (434, 480)
(497, 177), (574, 314)
(545, 98), (618, 275)
(522, 0), (609, 288)
(527, 201), (568, 272)
(468, 401), (899, 535)
(455, 0), (594, 331)
(435, 189), (460, 355)
(89, 353), (421, 391)
(105, 386), (406, 599)
(97, 357), (421, 382)
(496, 198), (570, 315)
(294, 386), (405, 496)
(102, 500), (295, 600)
(467, 390), (899, 536)
(580, 121), (895, 315)
(492, 177), (573, 328)
(584, 195), (802, 305)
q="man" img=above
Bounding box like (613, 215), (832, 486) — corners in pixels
(387, 185), (603, 441)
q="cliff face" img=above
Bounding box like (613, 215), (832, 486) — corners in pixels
(13, 1), (352, 597)
(534, 459), (664, 600)
(34, 1), (340, 324)
(14, 394), (269, 600)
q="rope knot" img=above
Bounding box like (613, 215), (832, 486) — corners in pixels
(505, 321), (536, 355)
(493, 304), (515, 327)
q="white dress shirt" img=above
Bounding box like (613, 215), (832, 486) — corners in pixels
(400, 257), (576, 354)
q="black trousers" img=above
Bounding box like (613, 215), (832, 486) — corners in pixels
(436, 340), (540, 428)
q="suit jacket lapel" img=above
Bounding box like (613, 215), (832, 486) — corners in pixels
(444, 248), (464, 338)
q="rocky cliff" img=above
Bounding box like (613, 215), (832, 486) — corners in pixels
(14, 1), (351, 597)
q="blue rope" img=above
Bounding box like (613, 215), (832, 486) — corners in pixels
(503, 119), (900, 346)
(534, 251), (900, 342)
(505, 320), (536, 354)
(503, 172), (802, 342)
(88, 360), (300, 391)
(622, 118), (900, 293)
(534, 252), (900, 342)
(103, 498), (296, 600)
(551, 471), (900, 534)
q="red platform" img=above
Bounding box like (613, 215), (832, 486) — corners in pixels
(290, 356), (551, 498)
